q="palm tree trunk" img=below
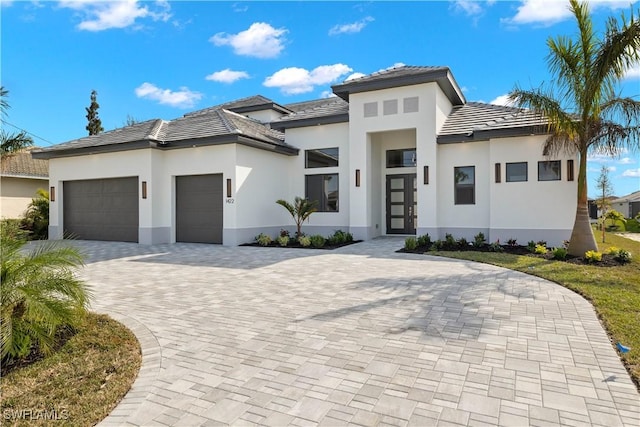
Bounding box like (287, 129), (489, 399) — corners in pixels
(567, 150), (598, 256)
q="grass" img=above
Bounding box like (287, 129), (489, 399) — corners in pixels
(0, 312), (141, 426)
(431, 231), (640, 390)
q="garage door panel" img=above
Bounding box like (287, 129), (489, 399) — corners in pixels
(64, 177), (139, 242)
(176, 174), (223, 244)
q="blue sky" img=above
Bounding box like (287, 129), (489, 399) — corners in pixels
(2, 0), (639, 197)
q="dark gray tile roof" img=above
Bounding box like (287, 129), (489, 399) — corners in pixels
(332, 65), (465, 105)
(437, 102), (549, 142)
(1, 148), (48, 177)
(185, 95), (291, 117)
(275, 98), (349, 123)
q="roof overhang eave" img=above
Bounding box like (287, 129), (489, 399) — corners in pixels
(271, 113), (349, 130)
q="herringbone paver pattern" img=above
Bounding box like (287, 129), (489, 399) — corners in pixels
(69, 238), (639, 426)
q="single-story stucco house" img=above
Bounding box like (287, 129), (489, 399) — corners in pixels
(32, 65), (577, 246)
(610, 191), (640, 219)
(1, 149), (49, 218)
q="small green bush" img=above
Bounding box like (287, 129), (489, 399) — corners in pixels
(527, 241), (537, 253)
(613, 249), (632, 264)
(298, 236), (311, 247)
(20, 189), (49, 240)
(552, 247), (568, 260)
(256, 233), (272, 246)
(585, 250), (602, 263)
(327, 230), (351, 245)
(417, 234), (431, 248)
(404, 237), (417, 251)
(310, 234), (326, 248)
(473, 232), (486, 248)
(507, 238), (518, 247)
(276, 235), (289, 247)
(431, 240), (444, 251)
(489, 241), (504, 252)
(534, 244), (548, 255)
(457, 237), (469, 249)
(1, 219), (28, 240)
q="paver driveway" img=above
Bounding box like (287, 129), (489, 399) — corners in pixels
(74, 238), (640, 426)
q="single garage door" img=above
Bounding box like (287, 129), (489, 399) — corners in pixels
(176, 174), (223, 244)
(64, 177), (139, 242)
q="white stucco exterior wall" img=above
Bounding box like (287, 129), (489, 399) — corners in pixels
(0, 176), (48, 218)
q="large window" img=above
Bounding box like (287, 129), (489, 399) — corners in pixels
(305, 174), (339, 212)
(506, 162), (528, 182)
(386, 149), (416, 168)
(454, 166), (475, 205)
(538, 160), (561, 181)
(305, 148), (339, 168)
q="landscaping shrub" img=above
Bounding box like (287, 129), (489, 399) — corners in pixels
(404, 237), (417, 251)
(606, 246), (620, 255)
(444, 233), (458, 250)
(276, 235), (289, 247)
(327, 230), (351, 245)
(552, 247), (568, 260)
(585, 250), (602, 263)
(431, 240), (444, 251)
(489, 241), (504, 252)
(298, 236), (311, 247)
(527, 241), (537, 253)
(534, 244), (548, 255)
(507, 238), (518, 247)
(280, 229), (290, 238)
(0, 218), (28, 240)
(417, 234), (431, 248)
(256, 233), (272, 246)
(536, 240), (547, 247)
(457, 237), (469, 249)
(20, 189), (49, 240)
(276, 197), (317, 237)
(613, 249), (632, 264)
(1, 228), (91, 362)
(473, 232), (486, 248)
(309, 234), (326, 248)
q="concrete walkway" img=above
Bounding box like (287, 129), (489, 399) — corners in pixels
(72, 238), (640, 426)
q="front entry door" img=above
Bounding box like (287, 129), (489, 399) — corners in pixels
(386, 174), (417, 234)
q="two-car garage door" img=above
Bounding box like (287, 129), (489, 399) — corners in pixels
(63, 175), (223, 244)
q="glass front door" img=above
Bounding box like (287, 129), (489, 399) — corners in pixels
(386, 174), (417, 235)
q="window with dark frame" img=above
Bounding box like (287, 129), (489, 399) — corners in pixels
(506, 162), (528, 182)
(305, 174), (339, 212)
(538, 160), (561, 181)
(305, 148), (339, 168)
(454, 166), (475, 205)
(386, 149), (417, 168)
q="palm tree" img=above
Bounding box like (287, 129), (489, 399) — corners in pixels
(276, 196), (318, 237)
(0, 86), (34, 156)
(1, 229), (91, 362)
(508, 0), (640, 256)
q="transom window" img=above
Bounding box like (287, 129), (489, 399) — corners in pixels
(506, 162), (528, 182)
(538, 160), (561, 181)
(305, 174), (339, 212)
(454, 166), (475, 205)
(386, 149), (416, 168)
(305, 148), (339, 168)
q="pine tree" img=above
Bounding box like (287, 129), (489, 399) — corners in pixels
(85, 90), (104, 135)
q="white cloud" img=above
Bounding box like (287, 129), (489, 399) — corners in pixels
(608, 166), (617, 172)
(503, 0), (635, 26)
(489, 94), (514, 106)
(622, 168), (640, 178)
(1, 0), (14, 8)
(345, 72), (366, 81)
(624, 65), (640, 80)
(205, 69), (250, 84)
(264, 64), (353, 95)
(210, 22), (287, 59)
(452, 1), (483, 17)
(320, 90), (337, 99)
(58, 0), (171, 31)
(134, 82), (202, 108)
(620, 157), (636, 165)
(232, 3), (248, 13)
(328, 16), (374, 36)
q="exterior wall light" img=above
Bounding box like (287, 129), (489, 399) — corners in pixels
(141, 181), (148, 199)
(226, 178), (232, 197)
(423, 166), (429, 185)
(355, 169), (361, 187)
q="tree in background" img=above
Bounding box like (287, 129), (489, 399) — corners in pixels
(0, 86), (34, 155)
(508, 0), (640, 256)
(85, 90), (104, 136)
(595, 165), (614, 242)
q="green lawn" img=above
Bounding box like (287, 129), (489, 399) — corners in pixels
(431, 232), (640, 390)
(0, 313), (141, 426)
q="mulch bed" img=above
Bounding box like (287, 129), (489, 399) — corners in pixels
(241, 240), (362, 250)
(398, 244), (625, 267)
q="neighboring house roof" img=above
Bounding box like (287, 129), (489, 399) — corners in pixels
(1, 148), (49, 178)
(437, 102), (549, 144)
(272, 98), (350, 130)
(32, 109), (297, 159)
(332, 65), (466, 106)
(611, 191), (640, 203)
